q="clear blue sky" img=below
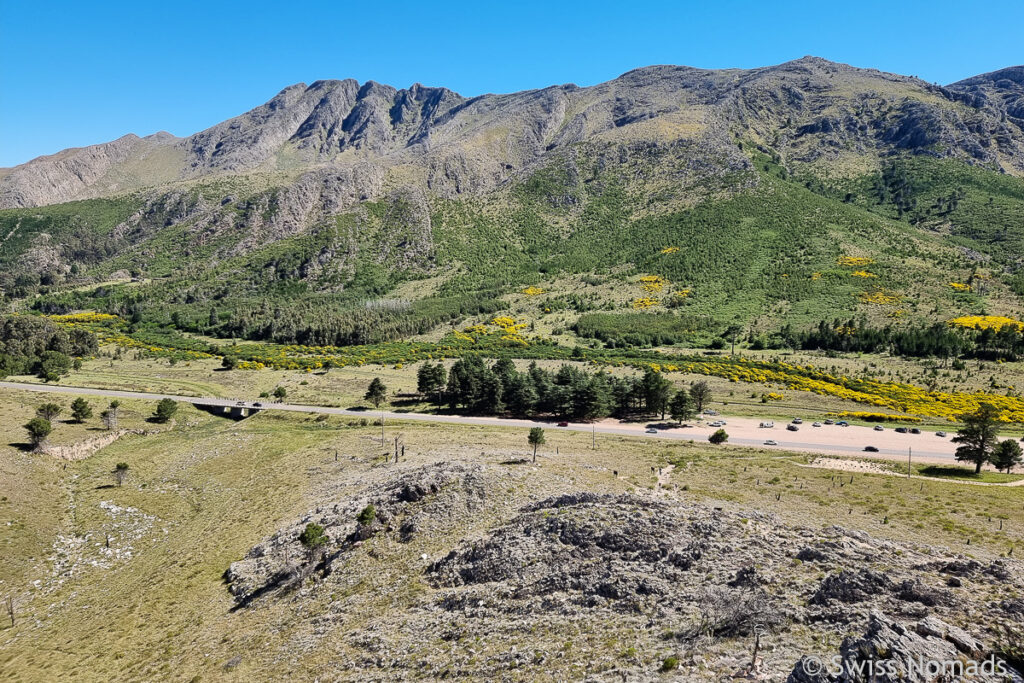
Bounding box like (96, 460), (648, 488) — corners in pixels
(1, 0), (1022, 167)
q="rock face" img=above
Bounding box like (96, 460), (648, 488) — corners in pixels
(227, 462), (1023, 680)
(3, 57), (1024, 211)
(225, 462), (492, 605)
(788, 611), (1015, 682)
(428, 492), (774, 620)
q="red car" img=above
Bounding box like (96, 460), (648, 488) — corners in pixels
(557, 421), (569, 427)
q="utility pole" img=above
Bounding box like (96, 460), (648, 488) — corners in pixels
(907, 447), (912, 478)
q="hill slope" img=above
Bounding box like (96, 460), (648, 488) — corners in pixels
(2, 57), (1023, 342)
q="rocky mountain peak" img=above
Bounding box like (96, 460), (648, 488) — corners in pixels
(3, 59), (1024, 210)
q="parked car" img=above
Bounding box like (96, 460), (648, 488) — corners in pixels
(645, 427), (658, 434)
(253, 402), (262, 407)
(910, 428), (921, 434)
(236, 401), (246, 406)
(786, 424), (799, 432)
(557, 421), (569, 427)
(936, 431), (946, 437)
(837, 421), (849, 427)
(823, 419), (835, 425)
(759, 421), (775, 428)
(812, 422), (822, 428)
(704, 410), (719, 416)
(763, 440), (778, 446)
(792, 418), (803, 424)
(895, 427), (908, 434)
(874, 425), (884, 432)
(864, 446), (879, 452)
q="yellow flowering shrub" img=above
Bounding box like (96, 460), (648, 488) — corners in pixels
(827, 411), (921, 423)
(638, 275), (666, 293)
(47, 312), (120, 323)
(948, 282), (971, 292)
(851, 271), (877, 278)
(491, 316), (527, 336)
(521, 286), (545, 296)
(948, 315), (1024, 331)
(858, 290), (900, 305)
(838, 256), (874, 267)
(632, 297), (658, 310)
(660, 246), (680, 254)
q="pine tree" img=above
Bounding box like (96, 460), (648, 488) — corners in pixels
(365, 377), (388, 409)
(952, 403), (1001, 474)
(528, 427), (545, 463)
(992, 440), (1023, 474)
(71, 397), (93, 423)
(689, 380), (712, 413)
(669, 390), (695, 424)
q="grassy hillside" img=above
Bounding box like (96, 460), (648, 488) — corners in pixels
(797, 157), (1024, 260)
(2, 390), (1022, 681)
(2, 153), (1023, 351)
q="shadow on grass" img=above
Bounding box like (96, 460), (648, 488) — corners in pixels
(8, 442), (35, 452)
(390, 399), (424, 408)
(918, 465), (982, 479)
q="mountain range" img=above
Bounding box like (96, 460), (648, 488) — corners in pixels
(2, 56), (1023, 344)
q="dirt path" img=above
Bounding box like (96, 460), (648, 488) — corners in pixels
(653, 464), (676, 497)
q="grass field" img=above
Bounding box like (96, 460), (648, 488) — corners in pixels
(2, 382), (1022, 680)
(9, 346), (1024, 439)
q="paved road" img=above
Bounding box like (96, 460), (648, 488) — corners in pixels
(0, 380), (961, 462)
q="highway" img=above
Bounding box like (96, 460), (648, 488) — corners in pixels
(0, 380), (965, 463)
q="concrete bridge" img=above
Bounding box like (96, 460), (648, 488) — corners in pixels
(193, 402), (264, 420)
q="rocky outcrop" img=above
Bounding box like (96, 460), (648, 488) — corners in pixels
(4, 57), (1023, 210)
(788, 611), (1013, 682)
(225, 462), (1024, 679)
(44, 427), (161, 461)
(224, 462), (491, 605)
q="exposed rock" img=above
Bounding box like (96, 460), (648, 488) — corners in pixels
(810, 569), (893, 605)
(225, 462), (491, 605)
(788, 611), (1015, 682)
(224, 462), (1024, 680)
(5, 57), (1024, 212)
(43, 427), (163, 461)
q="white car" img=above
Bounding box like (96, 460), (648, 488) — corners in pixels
(645, 427), (658, 434)
(812, 422), (822, 427)
(874, 425), (884, 431)
(763, 439), (778, 446)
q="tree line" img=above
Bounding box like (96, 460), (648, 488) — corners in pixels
(0, 315), (97, 381)
(784, 319), (1024, 361)
(416, 358), (712, 421)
